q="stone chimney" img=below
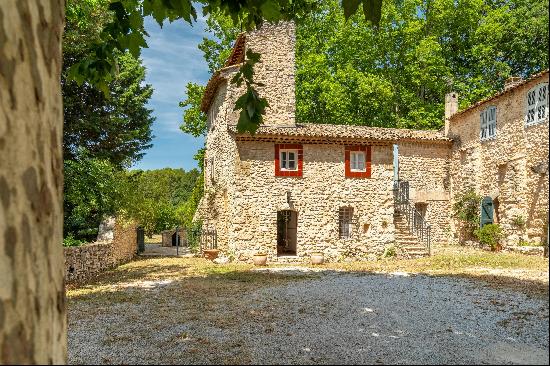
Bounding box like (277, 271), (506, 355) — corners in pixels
(246, 22), (296, 127)
(504, 76), (523, 91)
(444, 92), (459, 136)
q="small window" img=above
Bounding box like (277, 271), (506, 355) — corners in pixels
(480, 106), (496, 140)
(338, 207), (354, 239)
(280, 149), (298, 171)
(350, 151), (366, 172)
(526, 83), (548, 126)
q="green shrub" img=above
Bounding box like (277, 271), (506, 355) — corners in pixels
(452, 189), (481, 228)
(474, 224), (503, 250)
(512, 215), (526, 228)
(186, 221), (203, 253)
(63, 235), (86, 247)
(382, 244), (396, 258)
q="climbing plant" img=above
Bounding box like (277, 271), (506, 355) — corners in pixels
(452, 189), (482, 237)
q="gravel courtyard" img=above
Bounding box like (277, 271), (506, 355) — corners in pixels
(68, 255), (549, 365)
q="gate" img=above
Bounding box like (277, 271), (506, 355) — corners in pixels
(136, 227), (145, 253)
(184, 224), (217, 255)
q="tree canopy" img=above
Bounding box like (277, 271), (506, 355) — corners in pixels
(124, 168), (201, 236)
(180, 0), (549, 133)
(69, 0), (383, 134)
(64, 0), (155, 168)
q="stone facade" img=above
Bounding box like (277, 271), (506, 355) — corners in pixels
(64, 220), (137, 283)
(161, 228), (185, 247)
(447, 72), (549, 246)
(196, 21), (549, 261)
(398, 141), (452, 244)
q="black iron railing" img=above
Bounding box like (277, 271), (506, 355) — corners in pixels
(185, 224), (217, 255)
(393, 180), (431, 255)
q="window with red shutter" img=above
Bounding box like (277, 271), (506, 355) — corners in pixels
(345, 145), (371, 178)
(275, 144), (303, 177)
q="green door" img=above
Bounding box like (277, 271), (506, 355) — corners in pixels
(480, 196), (494, 227)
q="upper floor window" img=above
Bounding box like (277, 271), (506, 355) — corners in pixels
(280, 150), (298, 171)
(275, 144), (303, 177)
(526, 83), (548, 126)
(480, 106), (497, 140)
(345, 146), (371, 178)
(350, 151), (366, 172)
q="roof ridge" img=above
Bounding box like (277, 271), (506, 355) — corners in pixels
(450, 69), (549, 119)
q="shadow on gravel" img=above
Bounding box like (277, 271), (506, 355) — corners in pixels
(67, 259), (550, 365)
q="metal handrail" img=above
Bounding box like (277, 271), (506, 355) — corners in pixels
(393, 180), (431, 255)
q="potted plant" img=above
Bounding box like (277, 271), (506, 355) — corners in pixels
(253, 252), (268, 266)
(203, 249), (220, 261)
(311, 252), (324, 265)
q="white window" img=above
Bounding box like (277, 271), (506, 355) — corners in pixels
(480, 106), (497, 140)
(526, 83), (548, 126)
(280, 149), (298, 171)
(350, 151), (366, 171)
(339, 207), (354, 239)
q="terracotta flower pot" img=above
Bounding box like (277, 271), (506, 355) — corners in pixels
(311, 253), (324, 265)
(203, 249), (219, 261)
(253, 254), (268, 266)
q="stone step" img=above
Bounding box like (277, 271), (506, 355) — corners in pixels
(395, 236), (420, 241)
(401, 246), (427, 251)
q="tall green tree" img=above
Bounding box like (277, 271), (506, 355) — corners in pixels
(63, 150), (127, 241)
(124, 168), (201, 235)
(62, 0), (157, 240)
(63, 0), (155, 168)
(184, 0), (548, 132)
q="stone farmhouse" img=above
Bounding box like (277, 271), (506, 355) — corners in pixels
(194, 21), (549, 262)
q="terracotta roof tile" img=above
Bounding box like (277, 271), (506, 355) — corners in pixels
(200, 34), (246, 113)
(450, 70), (549, 119)
(224, 33), (246, 67)
(229, 123), (451, 144)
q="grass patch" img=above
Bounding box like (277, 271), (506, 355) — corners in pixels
(322, 247), (549, 274)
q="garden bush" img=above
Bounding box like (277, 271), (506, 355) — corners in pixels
(474, 224), (503, 250)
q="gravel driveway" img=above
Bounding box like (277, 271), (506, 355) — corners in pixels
(68, 268), (549, 365)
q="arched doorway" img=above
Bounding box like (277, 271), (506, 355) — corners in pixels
(277, 210), (297, 256)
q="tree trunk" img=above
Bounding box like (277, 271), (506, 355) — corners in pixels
(0, 0), (66, 364)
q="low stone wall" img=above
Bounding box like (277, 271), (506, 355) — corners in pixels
(64, 221), (137, 283)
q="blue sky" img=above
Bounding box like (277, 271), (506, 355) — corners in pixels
(131, 16), (211, 171)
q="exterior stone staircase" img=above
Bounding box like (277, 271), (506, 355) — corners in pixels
(393, 180), (432, 258)
(394, 213), (430, 258)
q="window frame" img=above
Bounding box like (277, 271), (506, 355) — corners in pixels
(275, 144), (303, 177)
(345, 145), (371, 178)
(526, 82), (548, 126)
(338, 207), (354, 239)
(480, 105), (497, 141)
(279, 149), (299, 171)
(350, 151), (366, 172)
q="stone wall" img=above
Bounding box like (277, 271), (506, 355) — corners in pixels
(227, 142), (396, 262)
(64, 221), (137, 283)
(246, 21), (296, 127)
(398, 141), (452, 244)
(161, 228), (185, 247)
(447, 73), (549, 246)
